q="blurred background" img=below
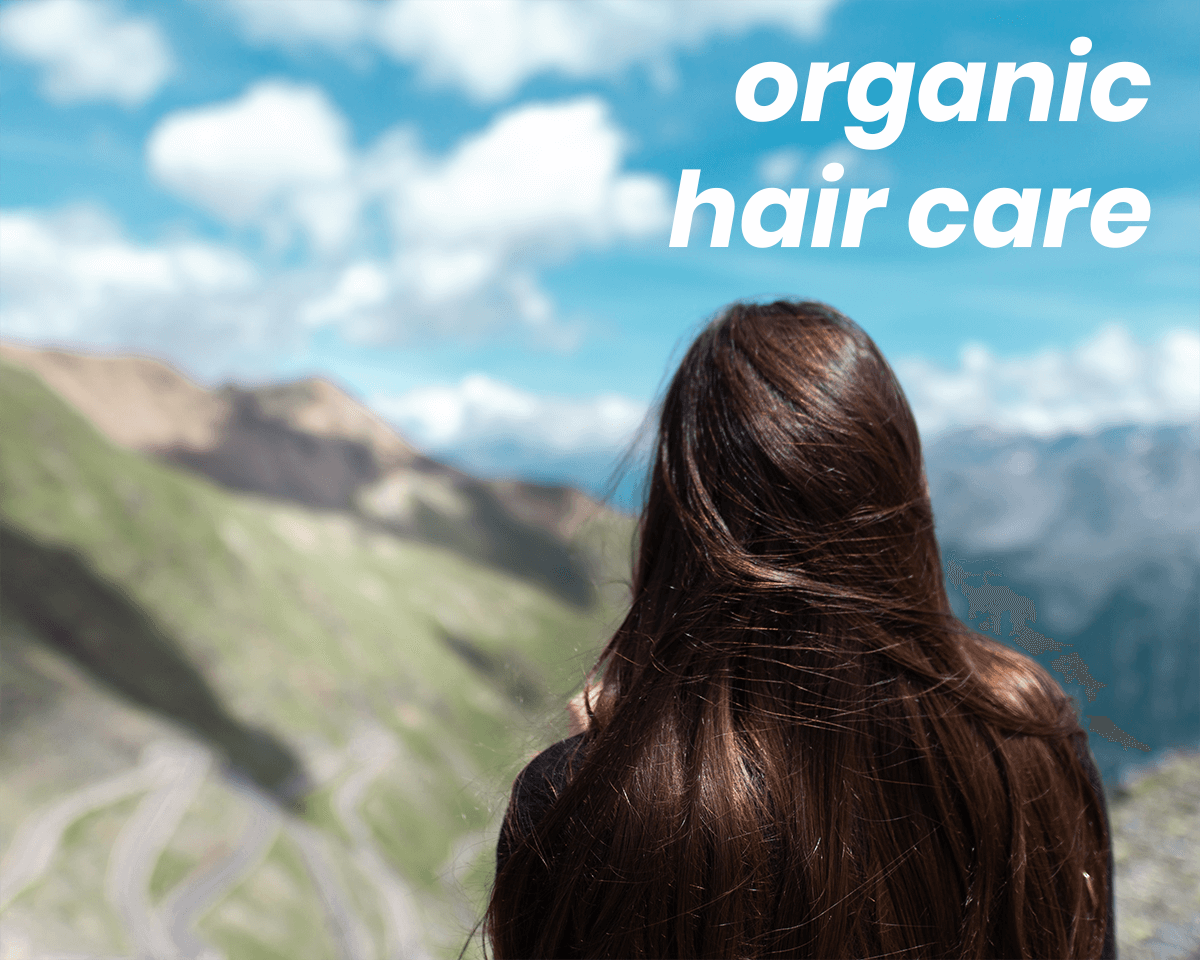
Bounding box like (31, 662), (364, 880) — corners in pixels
(1, 1), (1196, 958)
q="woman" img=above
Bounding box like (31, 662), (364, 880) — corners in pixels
(486, 300), (1114, 958)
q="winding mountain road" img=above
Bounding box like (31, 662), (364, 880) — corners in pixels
(334, 728), (428, 960)
(286, 818), (376, 960)
(0, 744), (178, 911)
(2, 731), (439, 960)
(105, 743), (210, 960)
(160, 783), (280, 960)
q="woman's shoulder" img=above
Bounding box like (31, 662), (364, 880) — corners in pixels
(510, 733), (587, 814)
(497, 733), (588, 874)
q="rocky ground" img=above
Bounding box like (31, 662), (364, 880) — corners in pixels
(1111, 750), (1200, 960)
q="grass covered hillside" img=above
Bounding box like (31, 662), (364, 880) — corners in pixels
(0, 355), (634, 960)
(7, 344), (1193, 959)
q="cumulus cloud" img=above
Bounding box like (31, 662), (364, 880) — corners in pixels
(0, 207), (289, 358)
(146, 84), (670, 338)
(0, 0), (172, 106)
(377, 324), (1199, 487)
(394, 98), (664, 248)
(897, 325), (1200, 439)
(5, 86), (668, 355)
(219, 0), (373, 53)
(146, 82), (357, 252)
(221, 0), (837, 102)
(375, 374), (652, 494)
(376, 373), (648, 455)
(757, 142), (891, 187)
(375, 97), (669, 331)
(301, 262), (391, 329)
(757, 147), (807, 186)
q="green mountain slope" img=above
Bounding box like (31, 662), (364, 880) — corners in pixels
(0, 359), (632, 959)
(0, 341), (608, 609)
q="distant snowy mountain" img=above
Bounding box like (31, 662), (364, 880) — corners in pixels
(925, 423), (1200, 780)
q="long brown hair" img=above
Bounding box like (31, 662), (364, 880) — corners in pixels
(486, 301), (1109, 958)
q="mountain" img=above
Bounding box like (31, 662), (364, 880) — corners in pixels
(0, 342), (608, 606)
(926, 423), (1200, 781)
(1109, 749), (1200, 960)
(2, 341), (1196, 957)
(0, 346), (633, 960)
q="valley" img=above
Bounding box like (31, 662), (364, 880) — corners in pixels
(1, 343), (1196, 959)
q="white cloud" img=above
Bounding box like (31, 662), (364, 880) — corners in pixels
(375, 97), (669, 331)
(397, 98), (662, 248)
(0, 0), (172, 107)
(376, 324), (1199, 484)
(375, 373), (653, 495)
(220, 0), (837, 102)
(757, 147), (807, 186)
(301, 262), (390, 328)
(220, 0), (373, 53)
(146, 81), (357, 252)
(0, 207), (280, 356)
(9, 88), (668, 355)
(898, 324), (1200, 439)
(757, 142), (891, 187)
(376, 374), (648, 454)
(146, 85), (670, 339)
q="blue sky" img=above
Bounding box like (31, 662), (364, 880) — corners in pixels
(2, 0), (1197, 495)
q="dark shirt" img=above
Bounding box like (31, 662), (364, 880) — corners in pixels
(496, 733), (588, 878)
(497, 731), (1117, 958)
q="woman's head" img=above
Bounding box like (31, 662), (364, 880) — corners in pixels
(636, 300), (938, 619)
(614, 301), (971, 715)
(487, 300), (1110, 959)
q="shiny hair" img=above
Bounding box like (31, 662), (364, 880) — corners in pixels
(486, 300), (1109, 958)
